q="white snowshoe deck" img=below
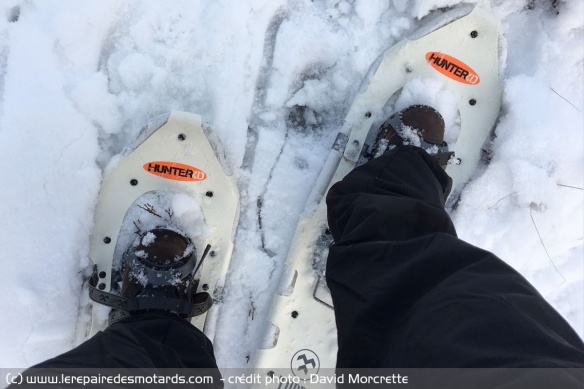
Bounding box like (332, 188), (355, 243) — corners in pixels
(254, 6), (502, 384)
(88, 111), (239, 339)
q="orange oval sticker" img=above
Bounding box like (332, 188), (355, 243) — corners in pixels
(143, 161), (207, 182)
(426, 52), (480, 85)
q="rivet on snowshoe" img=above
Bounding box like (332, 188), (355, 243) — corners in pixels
(206, 191), (214, 197)
(291, 311), (299, 318)
(98, 283), (106, 290)
(202, 284), (209, 291)
(471, 30), (478, 38)
(469, 99), (477, 106)
(178, 133), (186, 141)
(209, 251), (216, 257)
(130, 179), (138, 186)
(99, 271), (106, 278)
(365, 112), (372, 118)
(103, 237), (111, 244)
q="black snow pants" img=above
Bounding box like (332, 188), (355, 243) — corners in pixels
(325, 145), (584, 368)
(25, 145), (583, 384)
(30, 312), (220, 371)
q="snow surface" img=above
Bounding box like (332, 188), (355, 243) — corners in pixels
(0, 0), (582, 370)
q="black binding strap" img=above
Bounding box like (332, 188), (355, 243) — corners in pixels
(88, 266), (212, 317)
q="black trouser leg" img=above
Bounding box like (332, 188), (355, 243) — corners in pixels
(32, 313), (219, 370)
(326, 145), (584, 368)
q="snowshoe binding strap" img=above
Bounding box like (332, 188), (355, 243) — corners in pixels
(88, 266), (212, 318)
(88, 229), (214, 319)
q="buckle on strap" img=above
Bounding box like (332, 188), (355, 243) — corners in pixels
(88, 266), (212, 317)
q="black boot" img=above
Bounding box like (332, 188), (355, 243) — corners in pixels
(89, 228), (212, 325)
(373, 105), (455, 167)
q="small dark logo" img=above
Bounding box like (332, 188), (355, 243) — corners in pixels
(291, 349), (320, 379)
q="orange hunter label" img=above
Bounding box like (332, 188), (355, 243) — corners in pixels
(144, 161), (207, 182)
(426, 52), (480, 85)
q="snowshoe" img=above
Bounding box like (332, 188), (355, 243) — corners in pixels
(86, 111), (239, 340)
(253, 5), (503, 382)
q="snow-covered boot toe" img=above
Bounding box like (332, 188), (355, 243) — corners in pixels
(89, 228), (213, 324)
(374, 105), (455, 167)
(121, 228), (194, 300)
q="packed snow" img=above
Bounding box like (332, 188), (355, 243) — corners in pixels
(0, 0), (582, 371)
